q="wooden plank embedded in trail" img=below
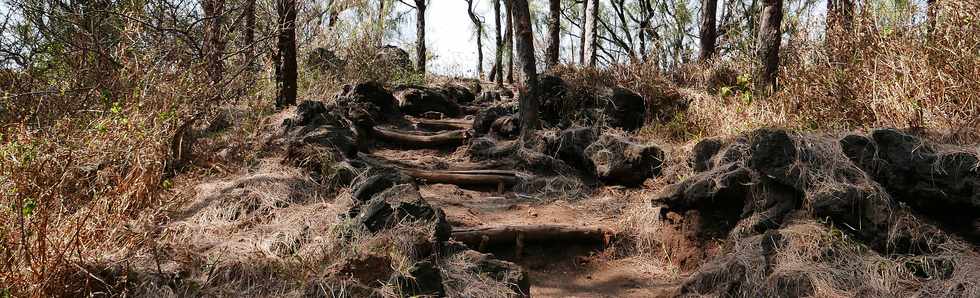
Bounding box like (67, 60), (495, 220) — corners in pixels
(409, 117), (474, 130)
(372, 126), (469, 147)
(452, 224), (615, 247)
(401, 168), (519, 187)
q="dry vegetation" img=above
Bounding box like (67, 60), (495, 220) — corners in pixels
(2, 0), (979, 297)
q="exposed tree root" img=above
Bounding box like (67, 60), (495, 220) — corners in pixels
(372, 127), (470, 147)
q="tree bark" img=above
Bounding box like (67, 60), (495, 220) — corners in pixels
(755, 0), (782, 95)
(699, 0), (717, 62)
(415, 0), (427, 74)
(579, 0), (587, 64)
(545, 0), (561, 68)
(511, 0), (539, 141)
(466, 0), (484, 79)
(202, 0), (225, 101)
(493, 0), (504, 87)
(274, 0), (297, 108)
(373, 127), (469, 147)
(504, 0), (515, 84)
(583, 0), (599, 68)
(378, 0), (385, 46)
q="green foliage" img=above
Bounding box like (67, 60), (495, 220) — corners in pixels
(720, 73), (754, 104)
(21, 198), (36, 217)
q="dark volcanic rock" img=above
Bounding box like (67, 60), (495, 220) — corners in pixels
(490, 116), (520, 139)
(601, 87), (646, 131)
(393, 85), (462, 118)
(376, 45), (412, 70)
(585, 134), (664, 186)
(352, 184), (451, 242)
(440, 82), (477, 105)
(547, 127), (599, 178)
(691, 137), (723, 172)
(393, 261), (445, 297)
(841, 128), (980, 244)
(472, 105), (514, 136)
(337, 81), (399, 119)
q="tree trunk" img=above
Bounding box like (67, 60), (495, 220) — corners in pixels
(415, 0), (427, 74)
(545, 0), (561, 68)
(504, 0), (515, 84)
(378, 0), (385, 46)
(583, 0), (599, 68)
(579, 0), (587, 64)
(274, 0), (297, 108)
(493, 0), (503, 87)
(699, 0), (717, 61)
(511, 0), (539, 141)
(466, 0), (484, 79)
(202, 0), (225, 101)
(244, 0), (256, 73)
(755, 0), (782, 95)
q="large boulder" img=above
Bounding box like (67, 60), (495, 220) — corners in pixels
(393, 85), (462, 118)
(656, 128), (980, 297)
(547, 127), (599, 178)
(472, 104), (514, 136)
(601, 87), (646, 131)
(336, 81), (399, 119)
(351, 183), (452, 243)
(585, 134), (664, 186)
(841, 129), (980, 243)
(440, 81), (478, 105)
(376, 45), (412, 70)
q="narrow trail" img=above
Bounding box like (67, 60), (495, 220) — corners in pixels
(370, 113), (678, 297)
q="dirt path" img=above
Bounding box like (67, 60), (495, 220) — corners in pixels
(373, 143), (679, 297)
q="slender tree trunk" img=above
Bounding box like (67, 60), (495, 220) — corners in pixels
(639, 20), (647, 63)
(244, 0), (256, 73)
(466, 0), (484, 78)
(579, 0), (587, 64)
(494, 0), (503, 87)
(545, 0), (560, 68)
(416, 0), (427, 74)
(202, 0), (225, 101)
(699, 0), (717, 61)
(755, 0), (782, 95)
(583, 0), (599, 67)
(511, 0), (539, 141)
(378, 0), (385, 46)
(275, 0), (297, 108)
(505, 0), (515, 84)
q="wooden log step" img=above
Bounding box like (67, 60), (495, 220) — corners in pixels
(452, 224), (615, 248)
(409, 117), (474, 130)
(372, 127), (469, 147)
(401, 168), (520, 186)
